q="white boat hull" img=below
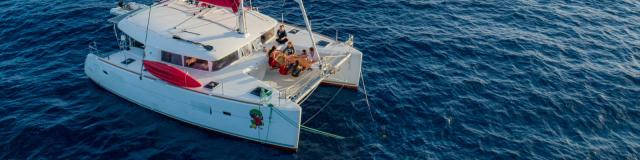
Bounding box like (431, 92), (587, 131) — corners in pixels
(84, 53), (301, 151)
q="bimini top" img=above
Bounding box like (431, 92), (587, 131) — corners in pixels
(117, 0), (278, 61)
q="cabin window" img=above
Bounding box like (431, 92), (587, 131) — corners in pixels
(211, 51), (239, 71)
(261, 27), (275, 43)
(184, 56), (209, 71)
(161, 51), (183, 66)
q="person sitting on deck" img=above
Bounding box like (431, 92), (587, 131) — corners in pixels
(276, 50), (286, 67)
(309, 47), (318, 62)
(278, 61), (289, 75)
(300, 49), (308, 59)
(300, 49), (313, 70)
(284, 42), (295, 55)
(268, 45), (276, 56)
(276, 25), (288, 44)
(287, 59), (298, 73)
(268, 46), (278, 68)
(278, 50), (290, 75)
(273, 51), (285, 69)
(291, 60), (304, 77)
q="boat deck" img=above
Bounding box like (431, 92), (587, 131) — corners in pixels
(98, 21), (353, 104)
(261, 64), (323, 100)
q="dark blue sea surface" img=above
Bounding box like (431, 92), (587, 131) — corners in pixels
(2, 0), (640, 159)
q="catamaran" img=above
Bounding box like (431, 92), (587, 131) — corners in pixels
(85, 0), (362, 151)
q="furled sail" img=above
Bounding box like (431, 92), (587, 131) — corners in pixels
(198, 0), (241, 13)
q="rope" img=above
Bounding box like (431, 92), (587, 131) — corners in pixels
(302, 86), (343, 125)
(301, 125), (344, 139)
(173, 7), (211, 30)
(361, 71), (386, 139)
(361, 73), (374, 123)
(266, 104), (273, 139)
(269, 104), (299, 128)
(269, 103), (344, 139)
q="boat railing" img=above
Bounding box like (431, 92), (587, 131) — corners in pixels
(278, 50), (352, 103)
(88, 41), (99, 55)
(279, 67), (324, 102)
(88, 41), (119, 59)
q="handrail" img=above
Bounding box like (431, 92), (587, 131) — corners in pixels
(88, 41), (117, 59)
(279, 68), (324, 102)
(276, 49), (352, 103)
(88, 41), (99, 55)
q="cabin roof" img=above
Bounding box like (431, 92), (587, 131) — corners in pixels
(118, 0), (277, 61)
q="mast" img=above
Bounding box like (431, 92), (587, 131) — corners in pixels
(238, 0), (248, 36)
(294, 0), (322, 65)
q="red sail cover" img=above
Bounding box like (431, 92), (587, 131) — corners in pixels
(199, 0), (241, 13)
(143, 60), (202, 88)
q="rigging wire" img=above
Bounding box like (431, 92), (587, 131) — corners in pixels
(140, 0), (154, 80)
(173, 7), (211, 30)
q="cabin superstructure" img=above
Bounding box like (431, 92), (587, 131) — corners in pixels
(89, 0), (363, 151)
(118, 1), (277, 62)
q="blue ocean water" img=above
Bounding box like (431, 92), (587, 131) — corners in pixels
(1, 0), (640, 159)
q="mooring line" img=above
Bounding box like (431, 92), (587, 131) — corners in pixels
(269, 104), (345, 139)
(360, 72), (386, 139)
(302, 86), (344, 125)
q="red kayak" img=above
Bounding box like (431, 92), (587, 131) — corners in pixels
(143, 60), (202, 88)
